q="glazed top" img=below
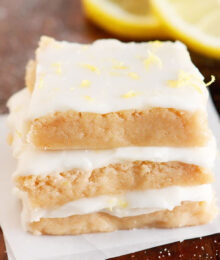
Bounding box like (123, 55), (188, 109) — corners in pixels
(28, 37), (208, 118)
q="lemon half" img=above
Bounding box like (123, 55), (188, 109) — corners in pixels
(82, 0), (167, 39)
(151, 0), (220, 59)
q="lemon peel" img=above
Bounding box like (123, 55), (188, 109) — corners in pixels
(127, 72), (139, 80)
(80, 80), (91, 88)
(38, 77), (44, 89)
(205, 75), (215, 87)
(122, 90), (140, 98)
(144, 50), (162, 71)
(80, 64), (100, 74)
(167, 70), (204, 94)
(52, 62), (62, 75)
(84, 95), (94, 102)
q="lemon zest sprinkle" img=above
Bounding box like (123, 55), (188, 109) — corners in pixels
(51, 62), (62, 75)
(122, 90), (140, 98)
(112, 59), (128, 70)
(16, 129), (22, 138)
(84, 95), (94, 102)
(113, 64), (128, 70)
(80, 80), (91, 88)
(80, 64), (100, 74)
(127, 72), (139, 80)
(38, 77), (44, 89)
(150, 40), (163, 48)
(107, 199), (117, 212)
(144, 50), (162, 71)
(69, 87), (75, 91)
(118, 199), (128, 208)
(205, 75), (215, 87)
(167, 70), (203, 94)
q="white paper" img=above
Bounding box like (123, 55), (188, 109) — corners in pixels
(0, 96), (220, 260)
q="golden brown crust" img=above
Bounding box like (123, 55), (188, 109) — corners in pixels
(15, 161), (213, 208)
(28, 108), (209, 150)
(29, 201), (217, 235)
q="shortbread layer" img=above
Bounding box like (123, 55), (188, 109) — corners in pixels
(15, 163), (213, 209)
(28, 107), (209, 149)
(28, 201), (217, 235)
(8, 88), (210, 150)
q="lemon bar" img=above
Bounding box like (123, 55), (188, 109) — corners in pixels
(7, 36), (217, 236)
(8, 88), (217, 235)
(22, 36), (211, 150)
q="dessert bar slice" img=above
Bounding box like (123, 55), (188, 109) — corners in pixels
(23, 37), (210, 150)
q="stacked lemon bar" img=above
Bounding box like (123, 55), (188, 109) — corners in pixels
(7, 36), (217, 235)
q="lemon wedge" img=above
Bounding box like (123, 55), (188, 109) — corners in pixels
(82, 0), (167, 39)
(151, 0), (220, 59)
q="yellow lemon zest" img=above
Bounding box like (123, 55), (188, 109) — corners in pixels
(80, 64), (100, 74)
(51, 62), (62, 75)
(167, 70), (203, 94)
(84, 95), (94, 102)
(80, 80), (91, 88)
(112, 59), (128, 70)
(113, 64), (128, 70)
(127, 72), (139, 80)
(191, 84), (203, 94)
(122, 90), (140, 98)
(205, 75), (215, 87)
(16, 129), (22, 138)
(144, 50), (162, 71)
(149, 40), (163, 50)
(69, 87), (75, 91)
(107, 198), (117, 212)
(118, 199), (128, 208)
(38, 77), (44, 89)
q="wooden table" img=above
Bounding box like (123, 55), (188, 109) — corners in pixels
(0, 0), (220, 259)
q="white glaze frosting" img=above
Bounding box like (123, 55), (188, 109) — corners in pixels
(7, 88), (30, 156)
(17, 184), (213, 222)
(8, 89), (216, 176)
(28, 37), (208, 118)
(13, 140), (215, 176)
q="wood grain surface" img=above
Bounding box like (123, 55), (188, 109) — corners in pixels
(0, 0), (220, 259)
